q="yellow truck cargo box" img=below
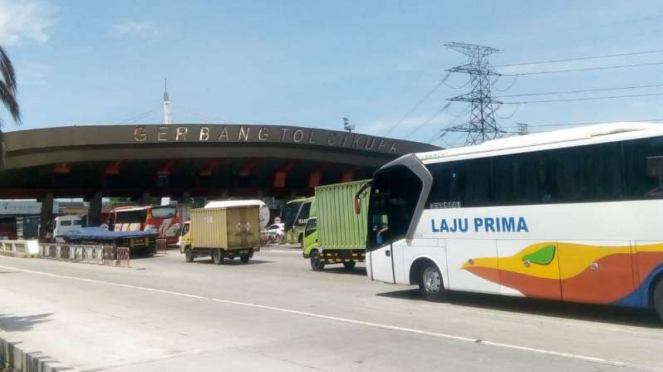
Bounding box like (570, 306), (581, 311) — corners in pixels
(190, 206), (260, 250)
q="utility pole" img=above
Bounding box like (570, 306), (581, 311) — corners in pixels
(440, 42), (504, 146)
(163, 78), (173, 125)
(343, 117), (355, 133)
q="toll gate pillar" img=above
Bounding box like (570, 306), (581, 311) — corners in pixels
(39, 192), (53, 243)
(87, 192), (102, 227)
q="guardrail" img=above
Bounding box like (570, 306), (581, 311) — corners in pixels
(0, 239), (40, 258)
(39, 244), (130, 268)
(156, 238), (168, 253)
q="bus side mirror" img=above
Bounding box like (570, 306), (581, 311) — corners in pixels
(354, 198), (361, 215)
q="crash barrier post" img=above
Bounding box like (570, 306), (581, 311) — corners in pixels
(156, 238), (168, 253)
(0, 239), (40, 258)
(260, 232), (277, 247)
(39, 243), (130, 268)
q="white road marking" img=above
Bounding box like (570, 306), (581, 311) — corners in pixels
(0, 263), (629, 368)
(259, 249), (302, 254)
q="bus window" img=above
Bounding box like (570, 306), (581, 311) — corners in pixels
(624, 136), (663, 199)
(115, 210), (146, 223)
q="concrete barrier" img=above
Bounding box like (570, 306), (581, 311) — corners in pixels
(0, 338), (71, 372)
(39, 244), (130, 268)
(0, 240), (40, 258)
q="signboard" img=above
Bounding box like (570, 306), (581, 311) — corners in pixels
(0, 201), (59, 215)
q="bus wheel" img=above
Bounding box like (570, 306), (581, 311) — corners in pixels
(310, 250), (325, 272)
(654, 278), (663, 321)
(343, 261), (356, 270)
(212, 249), (224, 265)
(184, 248), (194, 263)
(419, 262), (447, 302)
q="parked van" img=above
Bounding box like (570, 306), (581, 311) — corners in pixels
(52, 215), (83, 242)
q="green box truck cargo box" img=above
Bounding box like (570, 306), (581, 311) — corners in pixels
(315, 179), (369, 250)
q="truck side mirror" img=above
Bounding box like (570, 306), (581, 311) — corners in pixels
(354, 198), (361, 215)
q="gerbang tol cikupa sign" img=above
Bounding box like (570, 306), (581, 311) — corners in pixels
(132, 125), (399, 154)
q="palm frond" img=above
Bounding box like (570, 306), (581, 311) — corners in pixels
(0, 80), (20, 124)
(0, 46), (16, 94)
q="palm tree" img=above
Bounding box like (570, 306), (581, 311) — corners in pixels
(0, 46), (21, 167)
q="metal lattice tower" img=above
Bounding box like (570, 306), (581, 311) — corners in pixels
(440, 42), (505, 146)
(163, 78), (173, 125)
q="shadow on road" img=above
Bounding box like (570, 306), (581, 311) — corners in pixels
(0, 313), (53, 332)
(321, 267), (368, 276)
(193, 259), (275, 266)
(376, 289), (662, 328)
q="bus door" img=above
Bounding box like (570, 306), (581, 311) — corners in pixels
(367, 192), (395, 283)
(367, 164), (425, 284)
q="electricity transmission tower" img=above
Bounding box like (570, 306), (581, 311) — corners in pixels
(440, 42), (505, 145)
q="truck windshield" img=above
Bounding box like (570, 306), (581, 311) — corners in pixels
(305, 218), (317, 236)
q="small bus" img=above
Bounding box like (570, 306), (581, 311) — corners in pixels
(364, 123), (663, 321)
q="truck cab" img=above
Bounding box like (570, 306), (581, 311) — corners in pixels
(178, 220), (191, 252)
(302, 217), (318, 258)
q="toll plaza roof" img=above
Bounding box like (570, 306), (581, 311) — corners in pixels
(0, 124), (439, 199)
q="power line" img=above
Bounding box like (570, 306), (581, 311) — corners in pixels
(503, 91), (663, 104)
(383, 75), (447, 136)
(501, 118), (663, 129)
(404, 109), (446, 139)
(495, 48), (663, 67)
(504, 60), (663, 76)
(496, 82), (663, 98)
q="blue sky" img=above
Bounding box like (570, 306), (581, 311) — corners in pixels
(2, 0), (663, 146)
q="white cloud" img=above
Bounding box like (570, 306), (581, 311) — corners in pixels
(0, 0), (57, 46)
(110, 20), (158, 38)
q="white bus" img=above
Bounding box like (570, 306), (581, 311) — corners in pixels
(365, 123), (663, 320)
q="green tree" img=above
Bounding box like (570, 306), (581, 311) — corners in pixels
(0, 46), (21, 167)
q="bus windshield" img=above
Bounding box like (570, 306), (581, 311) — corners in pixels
(151, 206), (177, 219)
(282, 201), (303, 230)
(367, 165), (423, 250)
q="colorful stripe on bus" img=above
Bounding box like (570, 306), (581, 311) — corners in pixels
(461, 242), (663, 308)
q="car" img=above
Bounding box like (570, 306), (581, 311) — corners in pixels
(262, 223), (285, 244)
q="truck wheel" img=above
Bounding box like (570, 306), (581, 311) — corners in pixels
(343, 261), (356, 270)
(212, 249), (224, 265)
(419, 262), (447, 302)
(240, 253), (250, 263)
(185, 248), (194, 262)
(310, 250), (325, 272)
(654, 278), (663, 321)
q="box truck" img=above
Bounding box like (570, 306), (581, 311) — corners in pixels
(182, 204), (260, 264)
(302, 180), (370, 271)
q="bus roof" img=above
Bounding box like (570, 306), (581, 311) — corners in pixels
(112, 205), (176, 212)
(285, 197), (313, 204)
(417, 122), (663, 164)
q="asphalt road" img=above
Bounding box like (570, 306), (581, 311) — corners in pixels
(0, 245), (661, 371)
